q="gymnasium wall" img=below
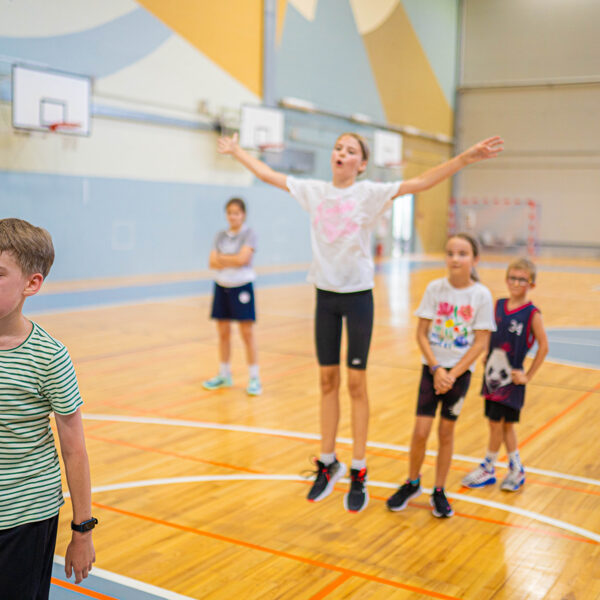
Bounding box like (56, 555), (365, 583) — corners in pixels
(455, 0), (600, 253)
(0, 1), (459, 282)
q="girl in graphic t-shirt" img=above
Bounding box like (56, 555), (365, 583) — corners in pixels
(386, 233), (496, 518)
(217, 132), (503, 513)
(202, 197), (262, 396)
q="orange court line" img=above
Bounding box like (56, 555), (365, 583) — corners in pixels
(91, 501), (461, 600)
(509, 380), (600, 455)
(87, 419), (600, 499)
(50, 578), (117, 600)
(85, 434), (263, 474)
(308, 573), (352, 600)
(367, 493), (598, 546)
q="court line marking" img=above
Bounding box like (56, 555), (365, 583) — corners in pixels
(63, 474), (600, 544)
(309, 573), (352, 600)
(81, 414), (600, 488)
(53, 555), (197, 600)
(89, 500), (462, 600)
(50, 577), (117, 599)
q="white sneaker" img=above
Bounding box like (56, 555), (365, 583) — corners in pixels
(462, 463), (496, 488)
(246, 377), (262, 396)
(500, 464), (525, 492)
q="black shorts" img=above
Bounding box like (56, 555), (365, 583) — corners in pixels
(485, 399), (521, 423)
(416, 365), (472, 421)
(315, 288), (373, 370)
(0, 514), (58, 600)
(210, 282), (256, 321)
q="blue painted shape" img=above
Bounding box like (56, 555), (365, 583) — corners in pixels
(0, 171), (311, 281)
(26, 269), (310, 314)
(276, 0), (386, 120)
(50, 562), (167, 599)
(0, 8), (171, 78)
(401, 0), (459, 107)
(542, 328), (600, 369)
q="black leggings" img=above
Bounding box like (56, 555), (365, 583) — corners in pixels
(315, 288), (374, 370)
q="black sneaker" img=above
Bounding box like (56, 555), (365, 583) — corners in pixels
(343, 468), (369, 513)
(307, 459), (347, 502)
(430, 487), (454, 518)
(386, 479), (422, 511)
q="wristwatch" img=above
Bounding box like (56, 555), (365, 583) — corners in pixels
(71, 517), (98, 532)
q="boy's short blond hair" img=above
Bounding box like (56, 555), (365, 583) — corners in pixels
(507, 257), (536, 284)
(0, 218), (54, 278)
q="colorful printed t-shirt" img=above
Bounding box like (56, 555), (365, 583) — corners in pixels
(212, 224), (257, 287)
(416, 278), (496, 371)
(287, 176), (401, 293)
(0, 322), (83, 529)
(482, 298), (539, 410)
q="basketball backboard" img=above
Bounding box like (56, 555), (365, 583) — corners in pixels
(12, 64), (91, 135)
(373, 130), (403, 168)
(239, 104), (284, 150)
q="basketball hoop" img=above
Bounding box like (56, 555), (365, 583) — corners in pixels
(47, 122), (81, 133)
(384, 161), (405, 170)
(258, 143), (284, 153)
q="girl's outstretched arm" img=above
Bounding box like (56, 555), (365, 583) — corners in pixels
(394, 136), (504, 197)
(217, 133), (289, 191)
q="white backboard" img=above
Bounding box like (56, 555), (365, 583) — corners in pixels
(373, 130), (403, 167)
(239, 105), (284, 150)
(12, 65), (91, 135)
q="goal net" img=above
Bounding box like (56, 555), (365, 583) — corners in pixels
(448, 197), (539, 255)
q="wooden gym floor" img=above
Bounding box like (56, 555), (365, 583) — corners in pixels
(38, 255), (600, 600)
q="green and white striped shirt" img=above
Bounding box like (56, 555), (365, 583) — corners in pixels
(0, 321), (82, 529)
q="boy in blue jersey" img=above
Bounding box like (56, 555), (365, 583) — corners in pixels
(462, 258), (549, 491)
(0, 219), (96, 599)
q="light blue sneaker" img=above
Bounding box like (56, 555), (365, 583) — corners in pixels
(246, 377), (262, 396)
(202, 374), (233, 390)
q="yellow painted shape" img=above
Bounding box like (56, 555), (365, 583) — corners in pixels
(362, 2), (453, 136)
(136, 0), (263, 97)
(277, 0), (288, 45)
(349, 0), (399, 35)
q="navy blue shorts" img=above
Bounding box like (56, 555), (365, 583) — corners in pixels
(416, 365), (472, 421)
(315, 288), (373, 370)
(210, 282), (256, 321)
(485, 399), (521, 423)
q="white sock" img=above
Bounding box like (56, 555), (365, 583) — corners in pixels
(508, 450), (522, 470)
(248, 364), (259, 379)
(320, 452), (336, 466)
(219, 363), (231, 377)
(351, 458), (367, 471)
(484, 451), (498, 470)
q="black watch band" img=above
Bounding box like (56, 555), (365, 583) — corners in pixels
(71, 517), (98, 532)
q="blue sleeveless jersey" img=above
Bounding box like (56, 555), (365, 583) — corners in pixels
(481, 299), (539, 410)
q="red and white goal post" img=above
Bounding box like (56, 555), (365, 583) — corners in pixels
(448, 197), (540, 256)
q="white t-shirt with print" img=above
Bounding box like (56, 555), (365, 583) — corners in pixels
(212, 225), (257, 287)
(287, 176), (401, 293)
(415, 277), (496, 371)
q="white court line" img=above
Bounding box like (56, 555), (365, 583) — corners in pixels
(53, 554), (197, 600)
(83, 414), (600, 488)
(64, 474), (600, 544)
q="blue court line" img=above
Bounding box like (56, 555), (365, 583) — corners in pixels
(50, 562), (167, 600)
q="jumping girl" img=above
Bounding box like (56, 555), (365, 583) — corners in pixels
(217, 132), (503, 512)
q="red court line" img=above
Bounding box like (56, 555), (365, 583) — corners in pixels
(50, 578), (117, 599)
(308, 573), (352, 600)
(91, 501), (461, 600)
(507, 380), (600, 456)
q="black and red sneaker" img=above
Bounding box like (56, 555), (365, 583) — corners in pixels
(307, 459), (347, 502)
(343, 468), (369, 513)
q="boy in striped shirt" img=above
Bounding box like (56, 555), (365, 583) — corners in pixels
(0, 218), (96, 599)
